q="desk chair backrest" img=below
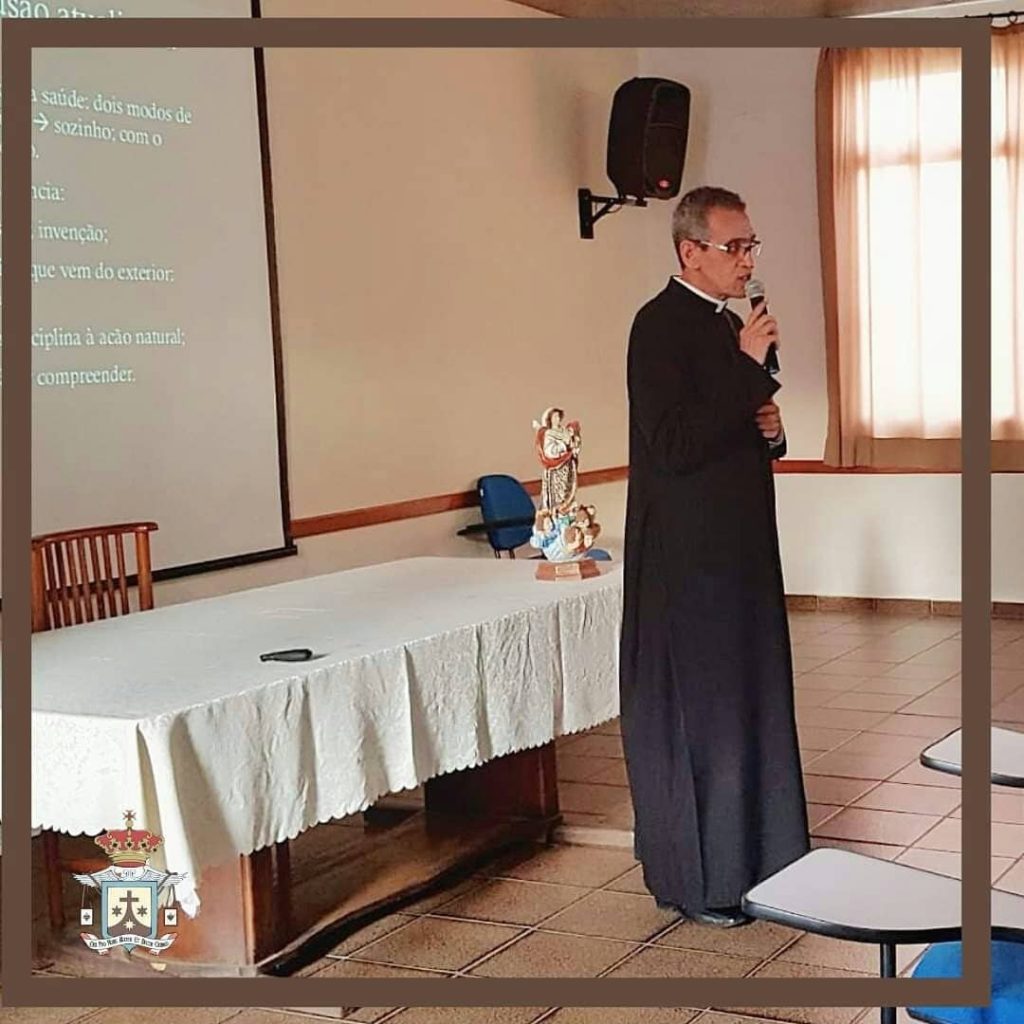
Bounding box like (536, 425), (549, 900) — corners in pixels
(31, 521), (159, 632)
(477, 475), (535, 558)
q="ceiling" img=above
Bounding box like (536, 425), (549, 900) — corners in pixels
(507, 0), (1007, 18)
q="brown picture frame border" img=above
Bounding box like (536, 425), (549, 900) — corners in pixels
(2, 13), (992, 1011)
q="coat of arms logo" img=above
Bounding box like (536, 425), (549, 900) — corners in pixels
(75, 810), (187, 960)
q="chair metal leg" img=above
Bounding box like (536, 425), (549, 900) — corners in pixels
(880, 941), (897, 1024)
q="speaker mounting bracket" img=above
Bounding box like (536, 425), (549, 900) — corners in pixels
(578, 188), (647, 240)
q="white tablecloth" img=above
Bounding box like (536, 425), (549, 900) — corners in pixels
(28, 556), (623, 914)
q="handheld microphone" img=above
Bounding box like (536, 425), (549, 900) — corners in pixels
(744, 278), (779, 375)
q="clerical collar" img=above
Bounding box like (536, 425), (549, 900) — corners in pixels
(672, 275), (729, 313)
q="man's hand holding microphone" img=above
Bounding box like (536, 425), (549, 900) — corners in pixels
(738, 299), (779, 369)
(738, 280), (784, 445)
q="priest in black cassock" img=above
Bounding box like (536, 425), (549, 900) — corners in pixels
(620, 186), (809, 928)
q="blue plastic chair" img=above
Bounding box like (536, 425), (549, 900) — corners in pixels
(477, 474), (536, 558)
(909, 941), (1024, 1024)
(466, 473), (614, 562)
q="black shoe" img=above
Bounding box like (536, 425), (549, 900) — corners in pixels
(690, 906), (752, 928)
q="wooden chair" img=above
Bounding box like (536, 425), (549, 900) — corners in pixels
(31, 521), (158, 632)
(31, 521), (158, 935)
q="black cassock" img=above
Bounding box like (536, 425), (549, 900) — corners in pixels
(619, 278), (809, 914)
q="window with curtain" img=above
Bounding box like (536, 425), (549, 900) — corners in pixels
(816, 27), (1024, 470)
(993, 27), (1023, 447)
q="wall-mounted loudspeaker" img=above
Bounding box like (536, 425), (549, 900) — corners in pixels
(606, 77), (690, 200)
(578, 76), (691, 239)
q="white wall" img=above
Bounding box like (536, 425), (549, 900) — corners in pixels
(153, 30), (1022, 609)
(638, 46), (1023, 602)
(154, 0), (639, 606)
(155, 480), (626, 606)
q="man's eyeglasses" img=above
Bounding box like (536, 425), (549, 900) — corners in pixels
(692, 238), (762, 258)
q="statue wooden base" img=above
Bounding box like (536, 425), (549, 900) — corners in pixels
(535, 558), (601, 581)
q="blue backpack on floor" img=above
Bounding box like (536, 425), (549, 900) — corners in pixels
(909, 941), (1024, 1024)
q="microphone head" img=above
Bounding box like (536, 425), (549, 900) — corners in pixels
(745, 278), (766, 304)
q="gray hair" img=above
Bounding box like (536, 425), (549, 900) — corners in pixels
(671, 186), (746, 266)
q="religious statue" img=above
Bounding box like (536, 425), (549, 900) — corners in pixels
(535, 406), (580, 514)
(530, 406), (602, 578)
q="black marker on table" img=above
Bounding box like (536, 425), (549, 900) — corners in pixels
(260, 648), (314, 663)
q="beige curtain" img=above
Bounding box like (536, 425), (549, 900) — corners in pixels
(818, 37), (1024, 471)
(993, 25), (1024, 450)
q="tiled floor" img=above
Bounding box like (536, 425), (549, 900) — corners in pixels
(17, 609), (1024, 1024)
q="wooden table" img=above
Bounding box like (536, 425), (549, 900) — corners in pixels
(28, 556), (622, 975)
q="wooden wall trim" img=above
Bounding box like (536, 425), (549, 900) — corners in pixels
(786, 594), (1024, 621)
(774, 460), (955, 474)
(290, 457), (1014, 538)
(291, 466), (630, 538)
